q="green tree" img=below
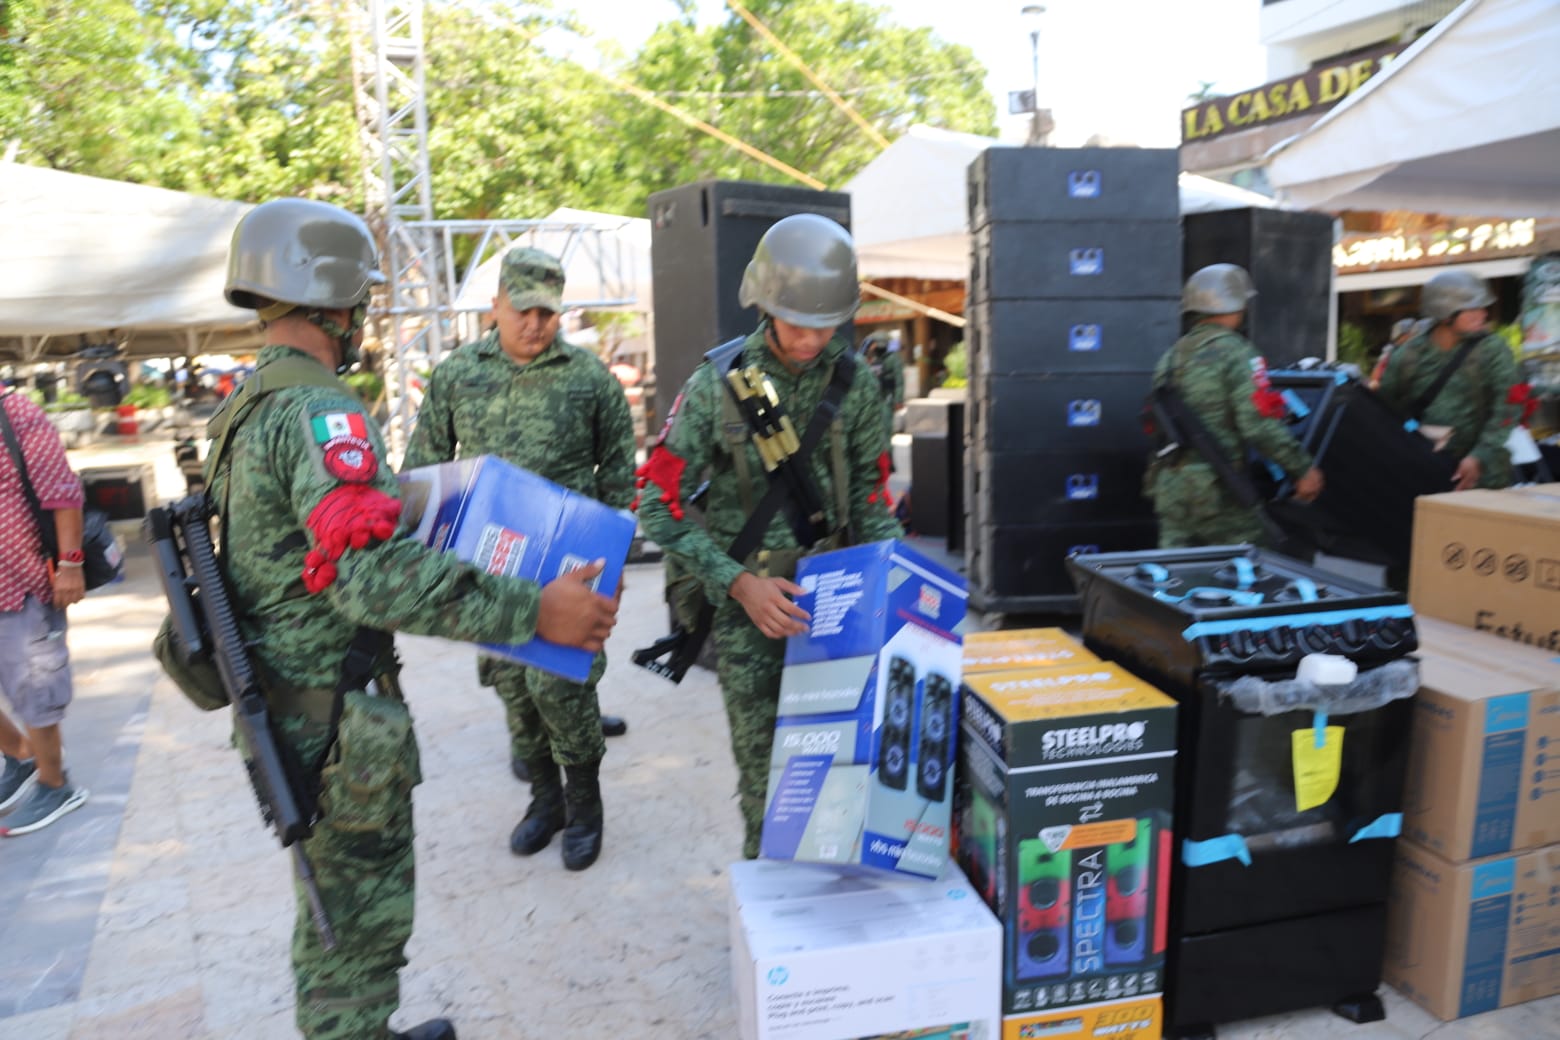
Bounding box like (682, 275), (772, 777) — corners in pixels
(601, 0), (995, 213)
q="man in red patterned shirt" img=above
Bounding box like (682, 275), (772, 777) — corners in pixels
(0, 385), (89, 836)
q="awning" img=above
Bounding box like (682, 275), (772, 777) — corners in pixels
(1335, 256), (1531, 292)
(1265, 0), (1560, 217)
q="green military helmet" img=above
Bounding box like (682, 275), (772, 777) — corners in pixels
(738, 213), (859, 329)
(1421, 269), (1495, 323)
(225, 198), (386, 311)
(1182, 263), (1257, 315)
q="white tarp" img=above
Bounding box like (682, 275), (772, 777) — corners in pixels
(1265, 0), (1560, 217)
(0, 162), (254, 338)
(844, 124), (1278, 280)
(450, 207), (652, 313)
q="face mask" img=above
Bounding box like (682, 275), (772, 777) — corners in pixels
(313, 303), (370, 371)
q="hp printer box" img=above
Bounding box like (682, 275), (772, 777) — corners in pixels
(764, 540), (968, 878)
(730, 859), (1001, 1040)
(398, 455), (635, 682)
(956, 663), (1177, 1020)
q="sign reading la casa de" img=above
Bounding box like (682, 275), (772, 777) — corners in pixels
(1182, 42), (1402, 144)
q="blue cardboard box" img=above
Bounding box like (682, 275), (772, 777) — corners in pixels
(763, 540), (969, 878)
(398, 455), (635, 682)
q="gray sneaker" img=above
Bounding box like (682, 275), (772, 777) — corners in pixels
(0, 779), (88, 837)
(0, 754), (38, 813)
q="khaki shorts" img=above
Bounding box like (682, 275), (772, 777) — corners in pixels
(0, 596), (73, 728)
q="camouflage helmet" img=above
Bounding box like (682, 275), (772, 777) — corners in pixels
(1182, 263), (1257, 315)
(1390, 317), (1418, 342)
(225, 198), (385, 311)
(738, 214), (859, 329)
(1421, 269), (1494, 323)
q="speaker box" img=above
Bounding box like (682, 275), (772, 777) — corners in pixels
(876, 655), (916, 792)
(906, 396), (965, 543)
(968, 298), (1178, 376)
(968, 147), (1181, 229)
(971, 372), (1154, 455)
(969, 449), (1150, 525)
(970, 221), (1182, 303)
(915, 670), (953, 802)
(647, 181), (851, 416)
(967, 519), (1159, 610)
(1183, 208), (1334, 369)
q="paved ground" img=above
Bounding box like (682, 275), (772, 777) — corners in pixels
(0, 431), (1554, 1039)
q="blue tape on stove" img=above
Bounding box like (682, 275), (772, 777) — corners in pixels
(1349, 813), (1402, 843)
(1182, 604), (1414, 640)
(1182, 834), (1251, 868)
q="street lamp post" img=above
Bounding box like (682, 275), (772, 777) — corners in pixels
(1021, 4), (1053, 146)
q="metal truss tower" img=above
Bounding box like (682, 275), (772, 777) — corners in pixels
(348, 0), (444, 455)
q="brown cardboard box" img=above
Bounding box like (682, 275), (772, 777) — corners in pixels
(1383, 841), (1560, 1020)
(1409, 488), (1560, 653)
(961, 627), (1097, 675)
(1403, 644), (1560, 861)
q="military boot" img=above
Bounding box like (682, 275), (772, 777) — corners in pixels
(509, 757), (565, 856)
(560, 760), (604, 871)
(390, 1019), (455, 1040)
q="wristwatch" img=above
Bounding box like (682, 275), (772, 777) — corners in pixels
(58, 549), (85, 568)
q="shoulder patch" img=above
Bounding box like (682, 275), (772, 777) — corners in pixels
(304, 407), (380, 484)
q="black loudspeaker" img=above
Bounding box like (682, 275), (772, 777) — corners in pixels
(647, 181), (851, 416)
(877, 655), (915, 792)
(1183, 208), (1334, 369)
(916, 671), (952, 802)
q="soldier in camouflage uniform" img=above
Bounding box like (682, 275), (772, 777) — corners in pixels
(403, 247), (634, 871)
(636, 214), (903, 859)
(214, 199), (618, 1040)
(1147, 264), (1324, 547)
(859, 330), (906, 444)
(1377, 269), (1520, 490)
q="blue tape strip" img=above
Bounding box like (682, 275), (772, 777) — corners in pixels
(1140, 562), (1170, 583)
(1349, 813), (1403, 844)
(1281, 389), (1311, 418)
(1233, 558), (1255, 589)
(1314, 710), (1329, 749)
(1404, 418), (1421, 432)
(1158, 586), (1266, 606)
(1292, 578), (1318, 602)
(1183, 604), (1414, 640)
(1183, 834), (1252, 868)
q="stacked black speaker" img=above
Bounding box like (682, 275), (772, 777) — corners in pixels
(1183, 208), (1334, 369)
(647, 181), (851, 417)
(964, 148), (1181, 612)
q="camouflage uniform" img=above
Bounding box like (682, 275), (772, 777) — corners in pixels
(636, 323), (903, 858)
(1147, 323), (1314, 547)
(1376, 330), (1520, 489)
(403, 325), (634, 768)
(862, 341), (906, 442)
(215, 345), (547, 1040)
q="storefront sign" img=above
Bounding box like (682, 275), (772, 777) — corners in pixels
(1182, 42), (1401, 144)
(1334, 219), (1538, 271)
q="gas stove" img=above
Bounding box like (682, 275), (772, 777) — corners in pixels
(1066, 545), (1415, 685)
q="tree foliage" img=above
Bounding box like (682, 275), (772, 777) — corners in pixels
(0, 0), (995, 219)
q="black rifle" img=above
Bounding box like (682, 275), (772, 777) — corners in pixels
(145, 496), (337, 950)
(1148, 384), (1293, 550)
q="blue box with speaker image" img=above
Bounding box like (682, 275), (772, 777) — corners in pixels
(397, 455), (635, 683)
(762, 540), (968, 878)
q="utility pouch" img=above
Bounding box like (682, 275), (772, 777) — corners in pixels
(315, 691), (421, 836)
(664, 555), (712, 632)
(153, 614), (228, 712)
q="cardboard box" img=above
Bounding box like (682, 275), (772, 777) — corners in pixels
(764, 540), (969, 878)
(955, 664), (1177, 1017)
(398, 455), (635, 682)
(1410, 488), (1560, 653)
(1384, 841), (1560, 1019)
(1000, 998), (1162, 1040)
(729, 859), (1001, 1040)
(962, 629), (1097, 676)
(1404, 641), (1560, 861)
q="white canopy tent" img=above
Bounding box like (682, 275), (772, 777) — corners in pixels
(0, 162), (257, 359)
(449, 207), (653, 313)
(1265, 0), (1560, 217)
(843, 124), (1278, 280)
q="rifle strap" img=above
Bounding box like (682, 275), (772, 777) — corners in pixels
(1407, 335), (1480, 422)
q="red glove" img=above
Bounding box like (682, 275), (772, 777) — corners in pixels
(301, 484), (402, 594)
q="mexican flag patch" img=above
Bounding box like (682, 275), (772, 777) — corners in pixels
(311, 412), (368, 444)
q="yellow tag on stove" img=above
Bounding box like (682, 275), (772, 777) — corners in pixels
(1292, 726), (1344, 812)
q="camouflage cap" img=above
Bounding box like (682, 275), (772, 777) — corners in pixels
(500, 247), (565, 312)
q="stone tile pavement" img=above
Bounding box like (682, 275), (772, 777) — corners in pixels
(0, 434), (1553, 1039)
